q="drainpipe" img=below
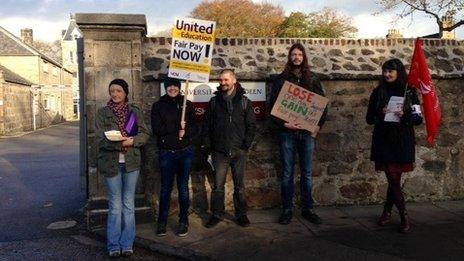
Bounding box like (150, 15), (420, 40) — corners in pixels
(31, 85), (38, 131)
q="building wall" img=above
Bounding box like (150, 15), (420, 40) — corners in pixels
(61, 39), (79, 118)
(0, 80), (33, 135)
(141, 37), (464, 208)
(39, 58), (68, 85)
(33, 88), (74, 128)
(62, 40), (78, 71)
(78, 15), (464, 210)
(0, 56), (40, 83)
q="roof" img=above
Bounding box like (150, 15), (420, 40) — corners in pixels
(0, 64), (33, 86)
(62, 18), (83, 41)
(75, 13), (147, 33)
(0, 25), (65, 68)
(0, 26), (35, 55)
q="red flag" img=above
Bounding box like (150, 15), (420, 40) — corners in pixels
(407, 38), (442, 145)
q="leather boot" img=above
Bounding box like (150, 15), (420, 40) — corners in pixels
(377, 205), (392, 226)
(399, 212), (412, 233)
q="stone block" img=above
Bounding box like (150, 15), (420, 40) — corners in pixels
(339, 182), (374, 200)
(422, 160), (447, 173)
(246, 188), (280, 208)
(212, 58), (226, 68)
(403, 176), (437, 198)
(144, 57), (164, 71)
(327, 162), (352, 176)
(313, 182), (338, 204)
(246, 164), (266, 181)
(228, 57), (242, 68)
(94, 41), (133, 67)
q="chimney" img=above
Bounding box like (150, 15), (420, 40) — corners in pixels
(20, 28), (33, 45)
(386, 29), (403, 39)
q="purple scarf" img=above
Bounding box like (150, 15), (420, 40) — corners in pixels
(107, 99), (138, 137)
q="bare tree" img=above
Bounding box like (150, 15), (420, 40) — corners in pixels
(377, 0), (464, 37)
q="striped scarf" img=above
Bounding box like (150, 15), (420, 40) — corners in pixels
(107, 99), (129, 137)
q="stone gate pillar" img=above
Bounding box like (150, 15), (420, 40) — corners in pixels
(75, 13), (151, 227)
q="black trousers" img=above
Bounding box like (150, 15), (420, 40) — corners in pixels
(210, 149), (248, 218)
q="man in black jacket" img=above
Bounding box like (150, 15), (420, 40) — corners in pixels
(203, 69), (256, 228)
(151, 77), (198, 237)
(270, 43), (328, 225)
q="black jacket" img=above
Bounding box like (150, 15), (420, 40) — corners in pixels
(270, 71), (328, 133)
(151, 94), (198, 151)
(366, 83), (422, 164)
(203, 83), (256, 154)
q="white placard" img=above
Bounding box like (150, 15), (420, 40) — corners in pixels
(160, 82), (266, 102)
(168, 17), (216, 82)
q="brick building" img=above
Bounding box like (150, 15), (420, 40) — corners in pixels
(0, 25), (74, 135)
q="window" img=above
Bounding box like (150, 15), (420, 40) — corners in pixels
(53, 67), (58, 76)
(69, 51), (73, 63)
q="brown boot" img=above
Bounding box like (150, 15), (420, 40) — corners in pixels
(399, 212), (412, 233)
(377, 209), (392, 226)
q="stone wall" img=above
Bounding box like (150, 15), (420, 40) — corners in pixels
(0, 75), (74, 136)
(0, 80), (33, 135)
(143, 37), (463, 81)
(77, 14), (464, 214)
(142, 37), (464, 208)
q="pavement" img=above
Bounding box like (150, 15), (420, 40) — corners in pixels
(3, 122), (463, 260)
(0, 121), (177, 260)
(130, 200), (464, 261)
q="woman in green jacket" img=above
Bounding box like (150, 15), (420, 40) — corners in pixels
(96, 79), (149, 258)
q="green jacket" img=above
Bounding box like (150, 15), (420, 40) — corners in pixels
(96, 104), (149, 177)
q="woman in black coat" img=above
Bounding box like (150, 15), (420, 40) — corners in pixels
(366, 59), (422, 234)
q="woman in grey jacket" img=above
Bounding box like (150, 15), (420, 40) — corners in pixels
(96, 79), (149, 257)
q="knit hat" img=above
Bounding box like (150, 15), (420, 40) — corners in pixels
(163, 77), (181, 90)
(109, 78), (129, 95)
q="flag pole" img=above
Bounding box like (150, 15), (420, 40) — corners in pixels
(179, 79), (189, 140)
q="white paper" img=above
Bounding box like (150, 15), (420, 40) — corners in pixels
(207, 154), (214, 171)
(384, 96), (404, 122)
(411, 104), (422, 115)
(104, 130), (124, 141)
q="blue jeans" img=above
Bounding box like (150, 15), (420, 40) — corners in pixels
(279, 132), (315, 212)
(105, 164), (139, 252)
(158, 147), (194, 225)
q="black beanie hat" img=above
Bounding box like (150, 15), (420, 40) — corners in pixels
(109, 78), (129, 95)
(163, 77), (181, 90)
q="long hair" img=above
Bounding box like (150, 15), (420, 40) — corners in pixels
(282, 43), (311, 86)
(379, 58), (408, 87)
(376, 58), (409, 109)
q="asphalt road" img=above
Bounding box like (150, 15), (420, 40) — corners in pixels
(0, 121), (84, 242)
(0, 122), (175, 260)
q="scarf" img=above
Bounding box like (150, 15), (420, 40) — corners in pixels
(107, 99), (130, 137)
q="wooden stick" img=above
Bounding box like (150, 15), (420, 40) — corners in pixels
(179, 80), (189, 140)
